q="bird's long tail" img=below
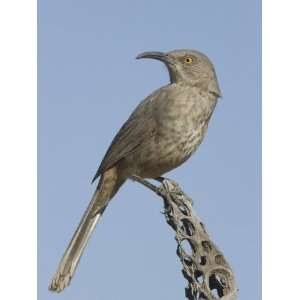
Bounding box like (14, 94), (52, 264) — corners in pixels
(49, 167), (124, 292)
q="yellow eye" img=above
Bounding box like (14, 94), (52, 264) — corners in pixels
(184, 57), (193, 64)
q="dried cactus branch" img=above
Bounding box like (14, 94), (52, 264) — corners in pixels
(131, 176), (238, 300)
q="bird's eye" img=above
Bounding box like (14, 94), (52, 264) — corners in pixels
(184, 57), (193, 64)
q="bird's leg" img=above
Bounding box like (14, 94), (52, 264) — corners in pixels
(130, 175), (165, 197)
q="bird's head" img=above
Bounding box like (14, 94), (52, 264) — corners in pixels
(137, 49), (221, 97)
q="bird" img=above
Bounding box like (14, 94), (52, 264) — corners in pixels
(49, 49), (221, 292)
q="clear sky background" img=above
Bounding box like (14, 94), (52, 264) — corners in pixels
(38, 1), (261, 299)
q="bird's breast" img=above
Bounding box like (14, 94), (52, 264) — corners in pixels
(153, 88), (215, 166)
(158, 88), (214, 143)
(125, 86), (217, 178)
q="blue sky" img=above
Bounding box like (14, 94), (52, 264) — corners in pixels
(38, 1), (261, 299)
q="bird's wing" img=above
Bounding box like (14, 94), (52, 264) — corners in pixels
(91, 88), (165, 183)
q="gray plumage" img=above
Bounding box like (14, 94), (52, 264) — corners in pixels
(49, 49), (221, 292)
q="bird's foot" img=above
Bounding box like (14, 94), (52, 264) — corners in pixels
(154, 176), (179, 187)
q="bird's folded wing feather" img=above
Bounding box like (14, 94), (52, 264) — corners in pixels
(91, 88), (167, 182)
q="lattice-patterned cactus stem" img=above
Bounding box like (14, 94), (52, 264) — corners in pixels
(131, 176), (238, 300)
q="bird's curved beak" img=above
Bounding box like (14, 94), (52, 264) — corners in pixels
(136, 51), (174, 66)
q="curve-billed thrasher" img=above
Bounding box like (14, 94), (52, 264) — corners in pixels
(49, 49), (221, 292)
